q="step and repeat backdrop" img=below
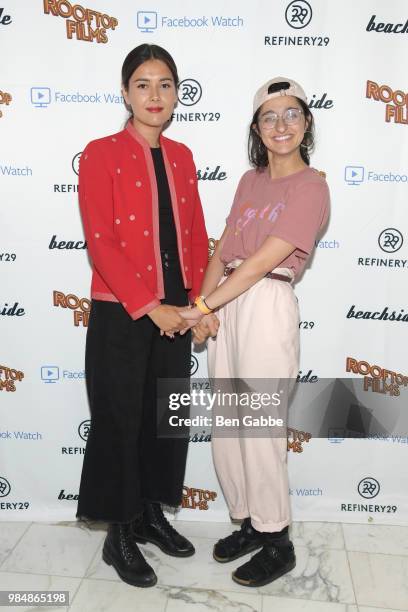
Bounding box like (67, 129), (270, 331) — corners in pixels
(1, 0), (408, 524)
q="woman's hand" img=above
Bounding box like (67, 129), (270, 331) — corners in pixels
(148, 304), (188, 334)
(191, 314), (220, 343)
(178, 305), (204, 327)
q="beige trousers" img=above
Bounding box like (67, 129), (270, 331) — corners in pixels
(207, 260), (300, 532)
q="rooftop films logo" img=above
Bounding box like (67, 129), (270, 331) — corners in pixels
(346, 357), (407, 397)
(43, 0), (118, 43)
(0, 89), (12, 118)
(0, 365), (24, 392)
(53, 290), (90, 326)
(366, 80), (408, 125)
(182, 486), (217, 510)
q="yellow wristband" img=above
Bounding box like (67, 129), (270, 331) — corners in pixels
(194, 296), (212, 314)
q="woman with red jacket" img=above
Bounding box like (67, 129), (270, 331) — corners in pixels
(76, 44), (208, 588)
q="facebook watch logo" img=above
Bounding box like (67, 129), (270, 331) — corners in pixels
(345, 166), (365, 185)
(41, 366), (59, 383)
(137, 11), (157, 32)
(31, 87), (51, 108)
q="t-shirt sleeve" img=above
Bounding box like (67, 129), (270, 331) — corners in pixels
(268, 180), (330, 254)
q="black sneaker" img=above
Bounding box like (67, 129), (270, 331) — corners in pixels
(132, 502), (195, 558)
(213, 518), (263, 563)
(232, 539), (296, 587)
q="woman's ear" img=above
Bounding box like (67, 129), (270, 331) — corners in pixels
(251, 122), (260, 137)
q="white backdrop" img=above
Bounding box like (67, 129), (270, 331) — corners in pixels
(1, 0), (408, 524)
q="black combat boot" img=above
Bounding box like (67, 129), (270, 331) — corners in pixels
(232, 526), (296, 587)
(102, 522), (157, 587)
(132, 501), (195, 557)
(213, 517), (263, 563)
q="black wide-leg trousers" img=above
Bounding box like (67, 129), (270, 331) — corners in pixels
(77, 251), (191, 523)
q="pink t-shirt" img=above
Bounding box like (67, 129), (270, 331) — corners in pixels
(220, 166), (330, 278)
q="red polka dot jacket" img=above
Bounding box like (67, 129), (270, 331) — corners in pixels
(78, 121), (208, 320)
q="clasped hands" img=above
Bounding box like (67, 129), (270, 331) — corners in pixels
(148, 304), (219, 343)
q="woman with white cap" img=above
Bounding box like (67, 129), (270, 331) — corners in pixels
(180, 77), (329, 587)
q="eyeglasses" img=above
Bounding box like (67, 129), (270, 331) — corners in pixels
(259, 108), (304, 130)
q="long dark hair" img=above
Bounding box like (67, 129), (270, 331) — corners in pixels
(121, 44), (179, 117)
(248, 98), (315, 168)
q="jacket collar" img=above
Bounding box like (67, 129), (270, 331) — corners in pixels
(125, 119), (168, 151)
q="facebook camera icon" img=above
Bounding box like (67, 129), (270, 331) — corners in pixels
(345, 166), (365, 185)
(137, 11), (157, 33)
(31, 87), (51, 108)
(41, 366), (59, 383)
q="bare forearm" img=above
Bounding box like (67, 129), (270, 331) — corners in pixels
(204, 236), (296, 311)
(199, 253), (225, 297)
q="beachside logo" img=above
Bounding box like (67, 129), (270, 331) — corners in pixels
(0, 89), (12, 118)
(287, 427), (312, 453)
(366, 15), (408, 34)
(197, 165), (227, 181)
(49, 235), (87, 250)
(43, 0), (118, 43)
(0, 8), (12, 25)
(0, 302), (25, 317)
(53, 290), (91, 326)
(0, 365), (24, 392)
(136, 10), (243, 32)
(366, 80), (408, 125)
(346, 357), (407, 397)
(346, 304), (408, 324)
(296, 369), (318, 382)
(181, 486), (217, 510)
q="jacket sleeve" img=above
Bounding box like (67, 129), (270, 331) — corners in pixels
(79, 140), (160, 319)
(187, 154), (209, 303)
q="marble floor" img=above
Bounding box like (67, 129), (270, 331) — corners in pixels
(0, 520), (407, 611)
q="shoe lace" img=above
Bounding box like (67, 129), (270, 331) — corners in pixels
(119, 527), (139, 562)
(152, 505), (180, 538)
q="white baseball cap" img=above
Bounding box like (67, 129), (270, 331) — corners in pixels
(253, 77), (308, 114)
